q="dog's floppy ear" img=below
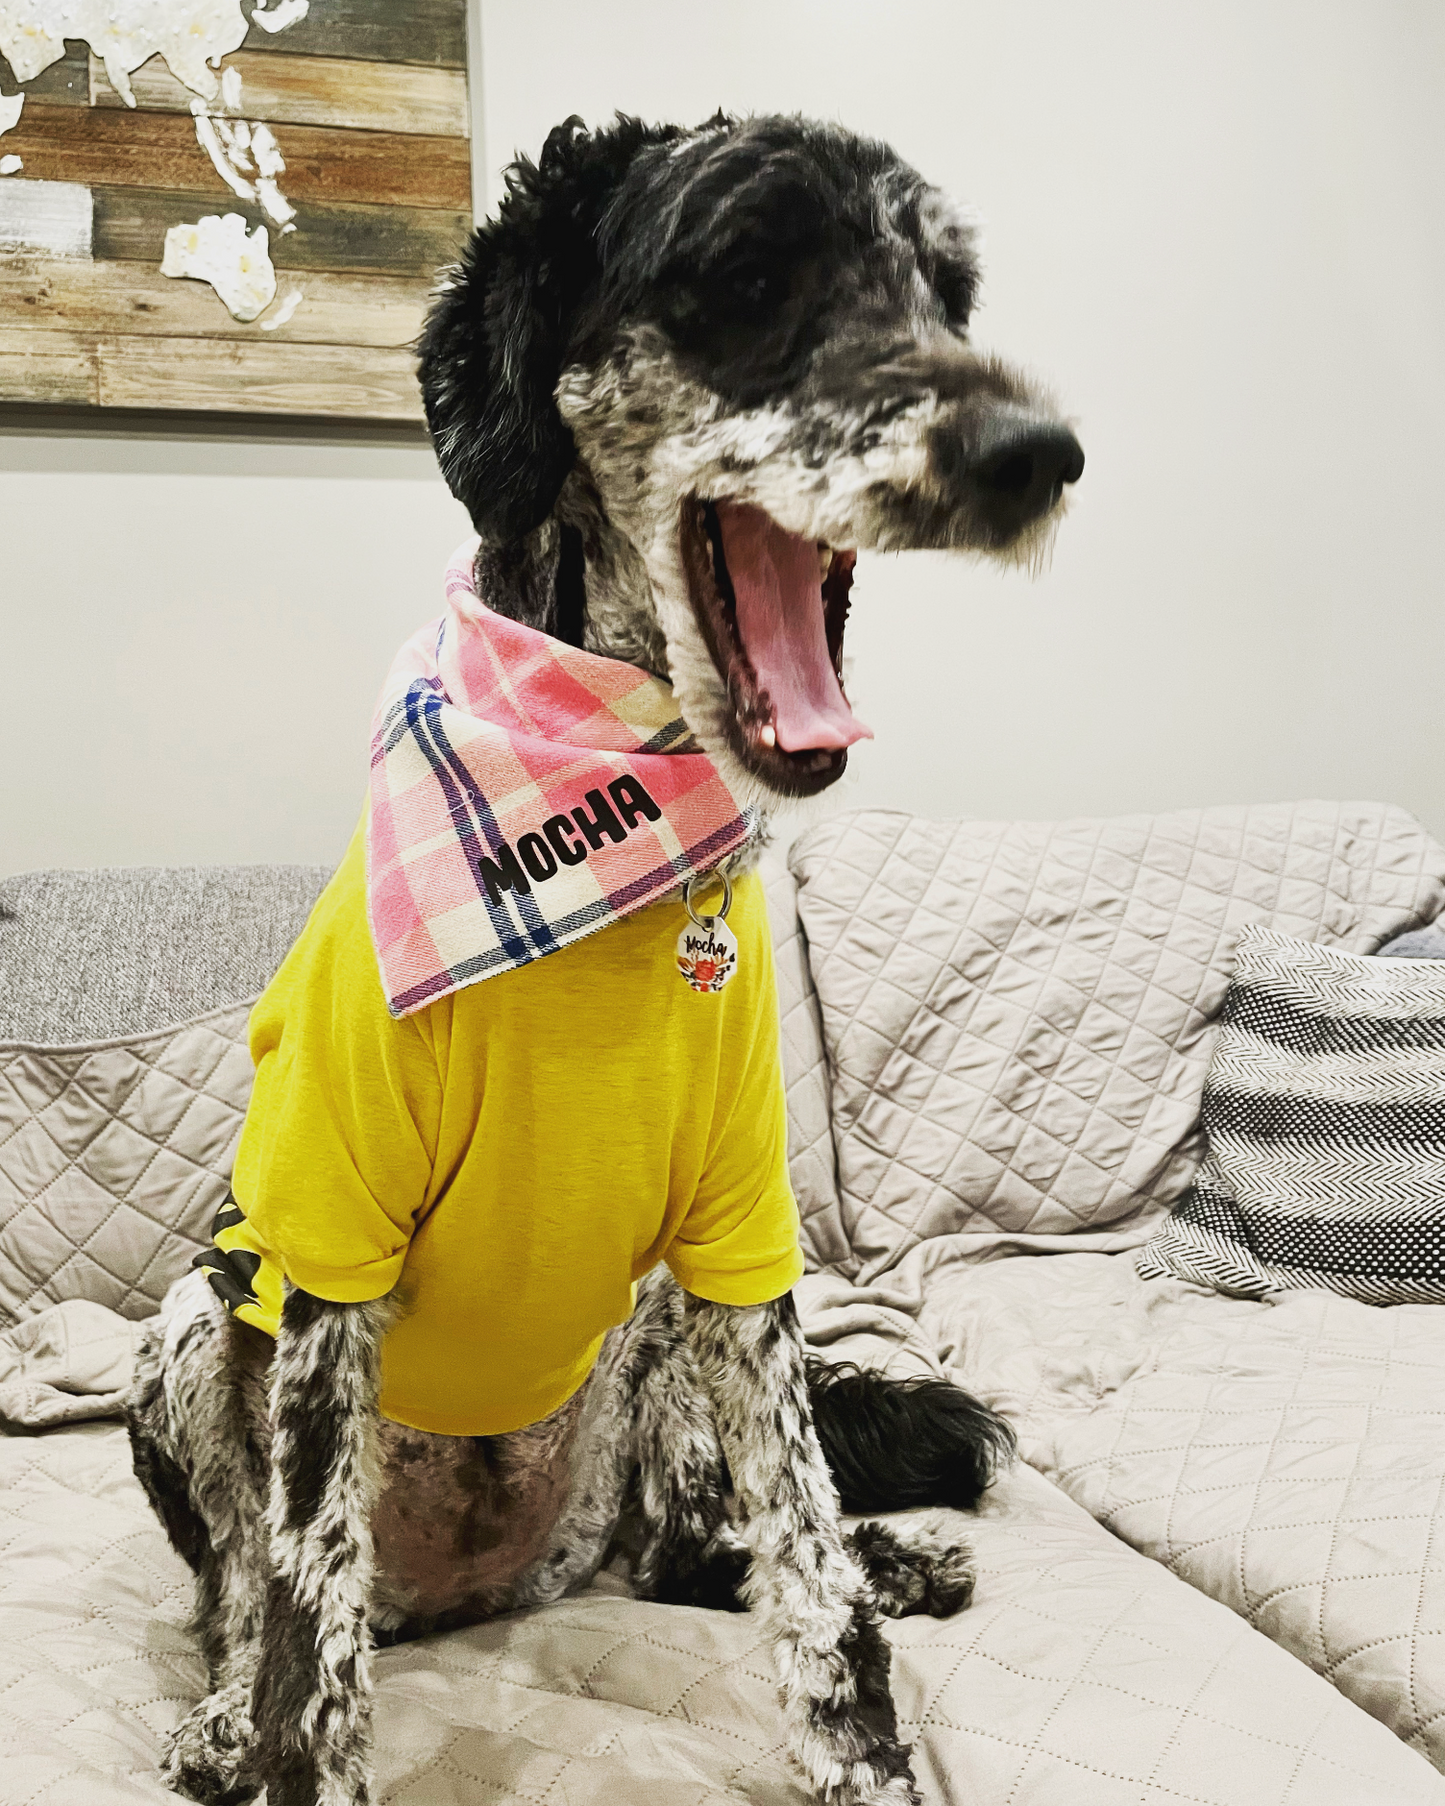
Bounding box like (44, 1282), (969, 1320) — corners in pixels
(418, 114), (680, 542)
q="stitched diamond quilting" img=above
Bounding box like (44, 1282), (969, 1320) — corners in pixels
(791, 803), (1445, 1282)
(0, 1005), (256, 1325)
(919, 1248), (1445, 1770)
(5, 1409), (1443, 1800)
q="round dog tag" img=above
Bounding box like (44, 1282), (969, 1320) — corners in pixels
(677, 872), (739, 993)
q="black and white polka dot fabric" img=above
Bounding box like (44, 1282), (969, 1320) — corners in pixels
(1139, 924), (1445, 1303)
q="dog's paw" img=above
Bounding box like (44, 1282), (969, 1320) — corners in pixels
(813, 1752), (921, 1806)
(917, 1536), (976, 1617)
(794, 1726), (921, 1806)
(848, 1520), (976, 1620)
(783, 1601), (923, 1806)
(161, 1684), (258, 1805)
(834, 1774), (921, 1806)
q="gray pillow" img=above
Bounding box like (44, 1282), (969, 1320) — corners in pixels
(1139, 927), (1445, 1302)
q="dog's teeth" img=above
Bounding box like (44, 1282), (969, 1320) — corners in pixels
(760, 724), (777, 748)
(817, 543), (832, 579)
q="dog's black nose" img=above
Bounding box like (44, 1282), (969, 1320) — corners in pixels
(971, 422), (1083, 528)
(942, 419), (1084, 543)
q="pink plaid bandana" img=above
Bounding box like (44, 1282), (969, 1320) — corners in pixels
(367, 540), (756, 1017)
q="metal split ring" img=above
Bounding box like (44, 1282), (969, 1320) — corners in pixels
(683, 870), (733, 929)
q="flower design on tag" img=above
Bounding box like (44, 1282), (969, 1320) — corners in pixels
(676, 917), (739, 992)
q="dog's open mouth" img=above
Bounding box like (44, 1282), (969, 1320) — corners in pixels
(680, 496), (873, 796)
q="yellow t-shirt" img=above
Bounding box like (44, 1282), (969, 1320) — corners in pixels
(202, 823), (803, 1436)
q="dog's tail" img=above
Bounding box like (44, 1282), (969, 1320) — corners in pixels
(806, 1359), (1016, 1514)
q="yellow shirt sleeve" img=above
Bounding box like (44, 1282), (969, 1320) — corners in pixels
(230, 825), (441, 1306)
(664, 894), (805, 1307)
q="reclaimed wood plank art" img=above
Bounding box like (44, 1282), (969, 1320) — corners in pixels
(0, 0), (471, 422)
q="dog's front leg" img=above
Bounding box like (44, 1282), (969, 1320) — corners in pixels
(248, 1286), (391, 1806)
(682, 1292), (919, 1806)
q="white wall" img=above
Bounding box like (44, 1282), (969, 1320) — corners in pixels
(0, 432), (470, 873)
(482, 0), (1445, 839)
(3, 0), (1442, 877)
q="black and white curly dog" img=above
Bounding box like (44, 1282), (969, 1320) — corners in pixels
(128, 112), (1080, 1806)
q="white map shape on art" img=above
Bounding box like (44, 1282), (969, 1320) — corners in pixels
(162, 211), (275, 320)
(0, 2), (307, 322)
(191, 96), (295, 227)
(0, 1), (253, 105)
(250, 0), (308, 31)
(259, 284), (303, 329)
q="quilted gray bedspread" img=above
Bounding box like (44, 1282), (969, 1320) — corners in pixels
(2, 1384), (1439, 1804)
(900, 1248), (1445, 1772)
(772, 799), (1445, 1783)
(5, 800), (1445, 1799)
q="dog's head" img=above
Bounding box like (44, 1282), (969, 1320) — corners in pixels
(419, 112), (1081, 806)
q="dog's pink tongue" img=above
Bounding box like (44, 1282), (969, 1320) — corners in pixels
(714, 501), (872, 753)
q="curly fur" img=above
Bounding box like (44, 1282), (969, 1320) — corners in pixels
(418, 109), (1081, 811)
(682, 1290), (920, 1803)
(128, 106), (1077, 1806)
(131, 1268), (1003, 1806)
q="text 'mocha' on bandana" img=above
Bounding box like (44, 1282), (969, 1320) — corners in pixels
(366, 539), (757, 1017)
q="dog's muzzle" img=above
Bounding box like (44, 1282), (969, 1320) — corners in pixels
(932, 411), (1085, 548)
(822, 339), (1084, 553)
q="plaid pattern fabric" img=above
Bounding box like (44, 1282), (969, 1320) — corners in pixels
(367, 540), (755, 1017)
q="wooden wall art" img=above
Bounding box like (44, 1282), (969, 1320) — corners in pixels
(0, 0), (472, 422)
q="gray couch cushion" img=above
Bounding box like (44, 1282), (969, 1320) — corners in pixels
(0, 1004), (256, 1326)
(0, 864), (332, 1044)
(0, 862), (331, 1325)
(5, 1410), (1442, 1803)
(916, 1245), (1445, 1773)
(790, 802), (1445, 1283)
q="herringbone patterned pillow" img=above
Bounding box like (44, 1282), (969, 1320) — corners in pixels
(1139, 925), (1445, 1302)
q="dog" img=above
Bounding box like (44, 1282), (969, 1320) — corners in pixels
(127, 111), (1080, 1806)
